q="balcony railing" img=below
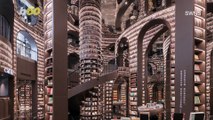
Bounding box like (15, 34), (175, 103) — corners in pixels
(16, 39), (37, 61)
(101, 64), (118, 75)
(117, 66), (130, 76)
(68, 64), (131, 89)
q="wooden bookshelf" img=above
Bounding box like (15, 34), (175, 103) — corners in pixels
(44, 0), (67, 120)
(78, 1), (102, 120)
(103, 81), (113, 119)
(194, 0), (206, 113)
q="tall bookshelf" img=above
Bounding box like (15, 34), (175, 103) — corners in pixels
(80, 86), (103, 120)
(37, 81), (44, 119)
(43, 0), (67, 120)
(79, 0), (103, 119)
(44, 0), (54, 119)
(103, 81), (113, 119)
(206, 12), (213, 118)
(129, 73), (137, 116)
(120, 82), (127, 116)
(194, 0), (206, 112)
(17, 81), (33, 119)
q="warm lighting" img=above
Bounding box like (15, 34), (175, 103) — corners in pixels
(125, 1), (128, 5)
(130, 15), (136, 20)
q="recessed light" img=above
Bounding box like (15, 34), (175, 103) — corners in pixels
(125, 1), (128, 5)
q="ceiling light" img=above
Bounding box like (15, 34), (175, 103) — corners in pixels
(125, 1), (128, 5)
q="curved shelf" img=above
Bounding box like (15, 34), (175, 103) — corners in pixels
(194, 70), (203, 74)
(194, 37), (205, 43)
(194, 59), (203, 64)
(194, 48), (204, 54)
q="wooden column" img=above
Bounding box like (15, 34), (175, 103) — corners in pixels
(175, 0), (194, 119)
(52, 0), (67, 119)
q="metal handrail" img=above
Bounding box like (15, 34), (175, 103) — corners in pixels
(67, 63), (118, 88)
(101, 64), (118, 75)
(16, 39), (37, 61)
(68, 63), (81, 88)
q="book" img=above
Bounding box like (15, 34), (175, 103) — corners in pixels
(194, 75), (201, 82)
(194, 64), (200, 71)
(194, 86), (200, 93)
(194, 96), (201, 104)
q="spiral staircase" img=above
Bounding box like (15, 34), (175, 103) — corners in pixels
(68, 64), (129, 119)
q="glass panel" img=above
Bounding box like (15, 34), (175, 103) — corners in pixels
(0, 15), (11, 41)
(16, 32), (37, 61)
(0, 78), (9, 96)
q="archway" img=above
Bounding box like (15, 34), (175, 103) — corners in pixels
(115, 0), (139, 30)
(112, 77), (129, 118)
(111, 37), (129, 118)
(16, 31), (38, 61)
(145, 0), (175, 14)
(137, 18), (171, 119)
(146, 41), (164, 103)
(117, 37), (129, 67)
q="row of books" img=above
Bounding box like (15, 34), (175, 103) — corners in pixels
(193, 0), (206, 113)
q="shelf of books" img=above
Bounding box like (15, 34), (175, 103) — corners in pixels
(103, 81), (113, 119)
(44, 0), (53, 119)
(206, 12), (213, 117)
(44, 43), (53, 120)
(170, 55), (175, 114)
(120, 83), (127, 116)
(80, 86), (103, 120)
(129, 73), (137, 116)
(37, 81), (45, 119)
(79, 1), (102, 120)
(17, 81), (33, 119)
(193, 0), (206, 112)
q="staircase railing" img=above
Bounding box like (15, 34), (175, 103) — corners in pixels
(101, 64), (118, 75)
(68, 64), (131, 98)
(68, 63), (80, 89)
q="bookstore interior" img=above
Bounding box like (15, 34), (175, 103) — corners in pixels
(1, 0), (213, 120)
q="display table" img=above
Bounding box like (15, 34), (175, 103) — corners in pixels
(138, 103), (163, 120)
(111, 117), (140, 120)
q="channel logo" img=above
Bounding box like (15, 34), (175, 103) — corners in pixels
(185, 11), (201, 16)
(26, 7), (41, 16)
